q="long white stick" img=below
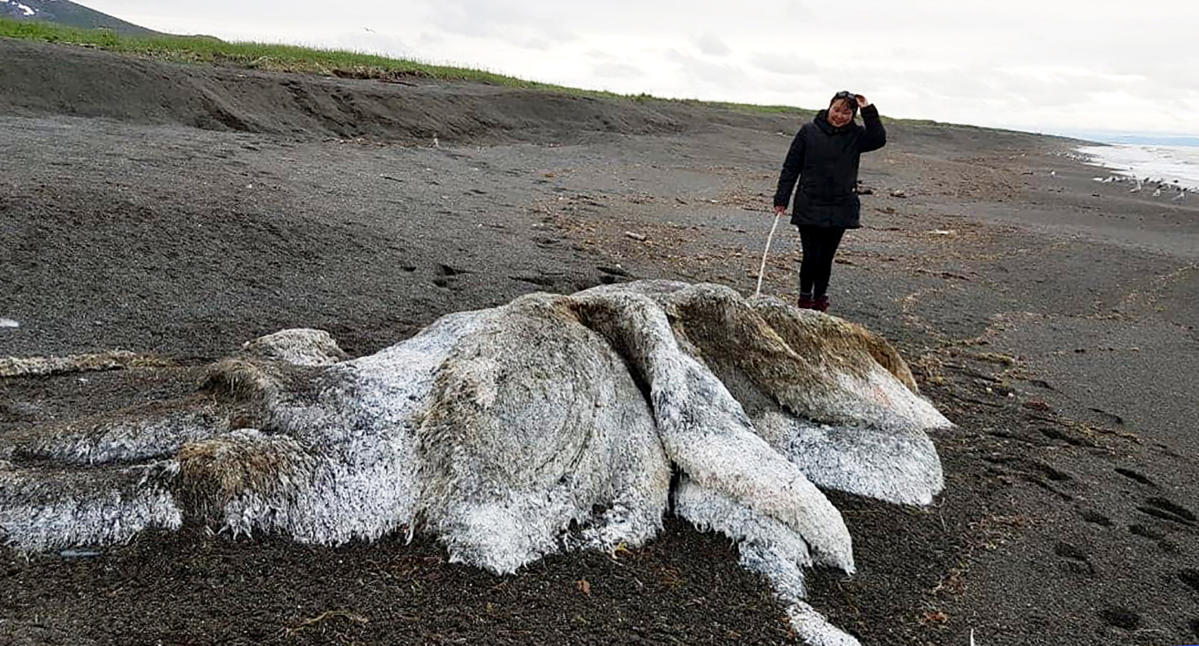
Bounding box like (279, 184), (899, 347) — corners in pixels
(754, 212), (782, 298)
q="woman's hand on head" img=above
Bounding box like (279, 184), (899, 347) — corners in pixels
(855, 94), (871, 108)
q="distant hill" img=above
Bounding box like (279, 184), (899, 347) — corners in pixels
(0, 0), (158, 35)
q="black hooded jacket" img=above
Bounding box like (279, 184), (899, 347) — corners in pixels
(773, 104), (886, 228)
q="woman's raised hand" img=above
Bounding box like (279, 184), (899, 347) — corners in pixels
(855, 94), (871, 108)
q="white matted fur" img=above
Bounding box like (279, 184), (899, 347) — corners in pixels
(0, 281), (950, 644)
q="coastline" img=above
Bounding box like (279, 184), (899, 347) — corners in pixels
(2, 39), (1198, 645)
(1076, 142), (1199, 192)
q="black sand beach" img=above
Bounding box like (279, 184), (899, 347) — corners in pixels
(2, 38), (1198, 645)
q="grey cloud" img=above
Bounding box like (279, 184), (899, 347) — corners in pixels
(783, 1), (812, 20)
(329, 31), (415, 58)
(664, 49), (756, 93)
(428, 0), (576, 45)
(593, 62), (645, 79)
(750, 52), (821, 76)
(696, 32), (730, 57)
(815, 64), (1141, 109)
(585, 49), (618, 61)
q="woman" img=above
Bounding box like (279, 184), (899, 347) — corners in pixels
(773, 91), (886, 312)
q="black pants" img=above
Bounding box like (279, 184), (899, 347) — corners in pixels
(797, 226), (845, 297)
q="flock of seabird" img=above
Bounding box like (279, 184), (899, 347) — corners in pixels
(1093, 174), (1188, 201)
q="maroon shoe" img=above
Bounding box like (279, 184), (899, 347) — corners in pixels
(797, 295), (816, 310)
(814, 295), (830, 313)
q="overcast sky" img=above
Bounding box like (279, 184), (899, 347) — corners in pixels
(86, 0), (1196, 137)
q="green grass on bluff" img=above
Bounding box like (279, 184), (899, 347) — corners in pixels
(5, 16), (1008, 133)
(0, 17), (809, 117)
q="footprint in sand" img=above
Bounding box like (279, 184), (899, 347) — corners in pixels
(433, 264), (470, 290)
(1114, 467), (1156, 487)
(1053, 541), (1096, 576)
(1180, 569), (1199, 595)
(1128, 524), (1180, 554)
(1078, 509), (1113, 527)
(1099, 606), (1141, 631)
(1137, 497), (1196, 525)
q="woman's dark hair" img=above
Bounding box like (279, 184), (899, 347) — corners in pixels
(829, 91), (859, 115)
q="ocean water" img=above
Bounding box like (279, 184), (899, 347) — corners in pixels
(1078, 144), (1199, 191)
